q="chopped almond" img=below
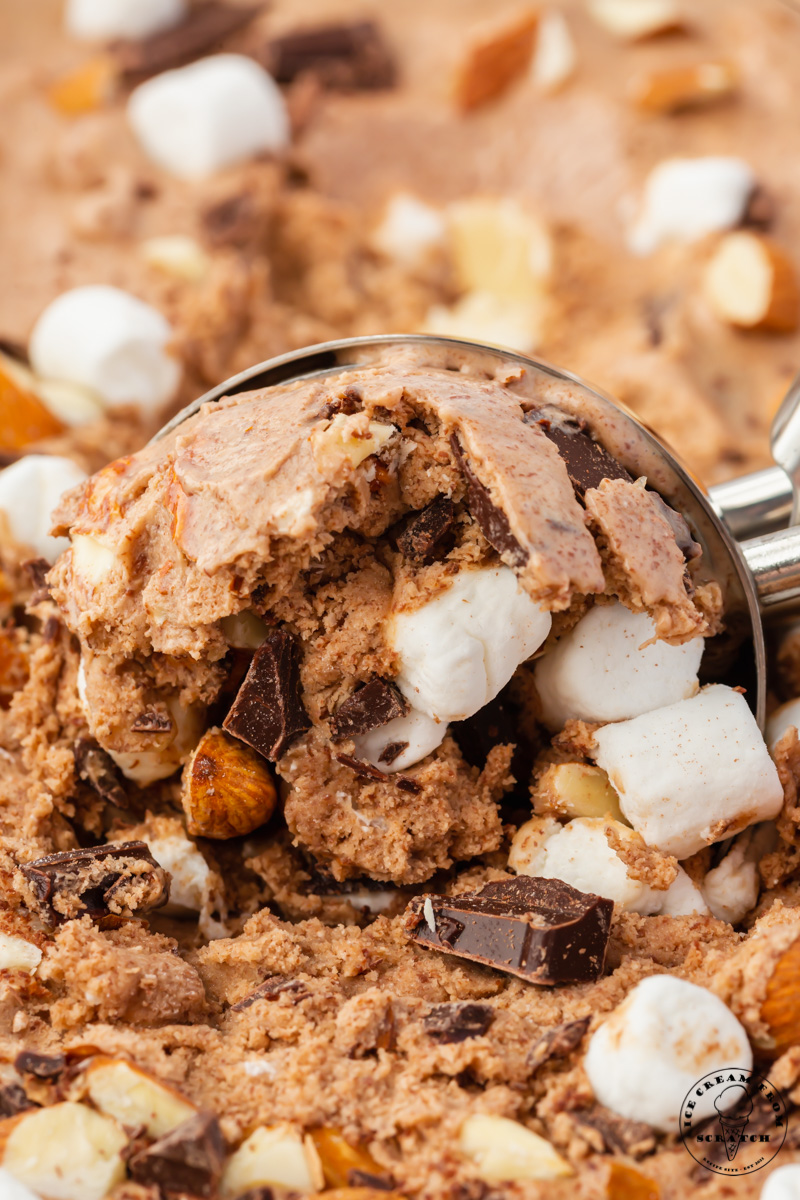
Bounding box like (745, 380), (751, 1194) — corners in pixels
(310, 1127), (386, 1189)
(631, 60), (737, 114)
(0, 362), (65, 453)
(704, 232), (799, 332)
(453, 7), (539, 112)
(183, 727), (278, 839)
(587, 0), (684, 40)
(607, 1162), (660, 1200)
(48, 56), (117, 117)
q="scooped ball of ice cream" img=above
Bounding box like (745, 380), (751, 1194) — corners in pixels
(534, 601), (703, 729)
(585, 975), (752, 1132)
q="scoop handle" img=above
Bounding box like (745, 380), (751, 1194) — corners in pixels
(742, 526), (800, 609)
(708, 467), (793, 540)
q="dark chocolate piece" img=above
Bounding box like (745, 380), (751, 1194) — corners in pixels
(20, 841), (169, 925)
(396, 496), (456, 563)
(230, 975), (310, 1011)
(395, 775), (422, 794)
(647, 491), (701, 562)
(348, 1169), (396, 1190)
(335, 753), (387, 782)
(264, 20), (396, 90)
(377, 740), (408, 765)
(405, 876), (613, 986)
(15, 1051), (65, 1079)
(74, 738), (128, 808)
(22, 558), (52, 604)
(423, 1002), (494, 1044)
(131, 709), (173, 733)
(129, 1111), (225, 1197)
(742, 184), (775, 231)
(523, 406), (632, 497)
(223, 630), (310, 761)
(0, 1082), (35, 1117)
(112, 2), (263, 82)
(528, 1015), (590, 1070)
(330, 677), (408, 742)
(320, 386), (363, 419)
(575, 1106), (656, 1159)
(450, 435), (527, 567)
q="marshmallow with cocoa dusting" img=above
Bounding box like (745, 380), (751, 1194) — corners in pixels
(353, 707), (445, 773)
(585, 975), (752, 1132)
(0, 455), (86, 560)
(30, 286), (180, 416)
(593, 685), (783, 858)
(534, 601), (703, 729)
(66, 0), (187, 40)
(629, 156), (756, 255)
(128, 55), (289, 180)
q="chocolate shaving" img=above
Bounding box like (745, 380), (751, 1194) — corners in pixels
(528, 1015), (590, 1070)
(424, 1002), (494, 1044)
(450, 434), (527, 567)
(396, 775), (422, 794)
(15, 1051), (65, 1080)
(0, 1082), (35, 1117)
(20, 841), (169, 925)
(112, 2), (263, 82)
(131, 709), (173, 733)
(223, 629), (310, 762)
(129, 1111), (225, 1197)
(230, 975), (310, 1011)
(335, 753), (387, 782)
(348, 1169), (397, 1190)
(263, 20), (396, 90)
(74, 738), (128, 808)
(378, 741), (408, 765)
(22, 558), (52, 604)
(523, 406), (632, 497)
(575, 1105), (656, 1159)
(406, 876), (613, 986)
(330, 677), (408, 741)
(397, 496), (456, 563)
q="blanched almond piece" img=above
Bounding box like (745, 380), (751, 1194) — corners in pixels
(0, 933), (41, 974)
(1, 1102), (126, 1200)
(48, 57), (117, 116)
(140, 235), (211, 282)
(631, 61), (737, 114)
(534, 762), (626, 823)
(221, 1125), (324, 1196)
(447, 197), (552, 302)
(312, 414), (396, 472)
(704, 232), (799, 332)
(183, 727), (278, 840)
(84, 1058), (197, 1137)
(453, 7), (539, 112)
(310, 1127), (385, 1188)
(0, 363), (65, 452)
(531, 11), (576, 93)
(607, 1162), (660, 1200)
(459, 1114), (572, 1182)
(760, 936), (800, 1057)
(587, 0), (684, 39)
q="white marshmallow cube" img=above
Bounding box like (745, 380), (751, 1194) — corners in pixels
(510, 816), (707, 916)
(390, 566), (551, 724)
(585, 975), (752, 1133)
(593, 685), (783, 859)
(767, 697), (800, 750)
(761, 1165), (800, 1200)
(128, 54), (290, 181)
(65, 0), (187, 41)
(30, 286), (180, 416)
(628, 157), (756, 256)
(535, 602), (703, 729)
(0, 455), (86, 561)
(354, 706), (445, 773)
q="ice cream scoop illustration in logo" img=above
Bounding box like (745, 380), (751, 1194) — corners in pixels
(715, 1085), (752, 1161)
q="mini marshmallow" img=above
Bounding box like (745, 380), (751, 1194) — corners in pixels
(128, 54), (289, 180)
(593, 685), (783, 859)
(585, 975), (752, 1133)
(0, 455), (86, 561)
(354, 707), (445, 773)
(767, 697), (800, 749)
(390, 566), (551, 724)
(66, 0), (187, 41)
(510, 816), (707, 916)
(30, 286), (180, 415)
(534, 602), (703, 729)
(371, 193), (446, 267)
(628, 156), (756, 256)
(761, 1165), (800, 1200)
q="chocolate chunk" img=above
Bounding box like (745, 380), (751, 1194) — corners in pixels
(330, 677), (408, 742)
(647, 491), (702, 562)
(42, 616), (61, 642)
(348, 1170), (397, 1190)
(112, 2), (263, 82)
(397, 496), (456, 563)
(129, 1111), (225, 1197)
(335, 753), (387, 782)
(223, 630), (310, 762)
(378, 741), (408, 765)
(450, 435), (527, 567)
(575, 1105), (656, 1159)
(74, 738), (128, 808)
(528, 1015), (590, 1070)
(131, 709), (173, 733)
(320, 386), (363, 419)
(395, 775), (422, 794)
(230, 975), (310, 1011)
(15, 1051), (65, 1080)
(0, 1082), (35, 1117)
(22, 557), (52, 604)
(424, 1002), (494, 1044)
(523, 406), (632, 497)
(20, 841), (169, 925)
(405, 876), (613, 986)
(263, 20), (396, 90)
(202, 188), (271, 250)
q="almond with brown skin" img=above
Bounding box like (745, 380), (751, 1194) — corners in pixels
(630, 60), (737, 114)
(760, 935), (800, 1058)
(704, 232), (799, 333)
(453, 6), (539, 112)
(310, 1127), (389, 1189)
(182, 726), (278, 839)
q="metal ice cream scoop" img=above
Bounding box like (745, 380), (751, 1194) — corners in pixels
(155, 334), (800, 728)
